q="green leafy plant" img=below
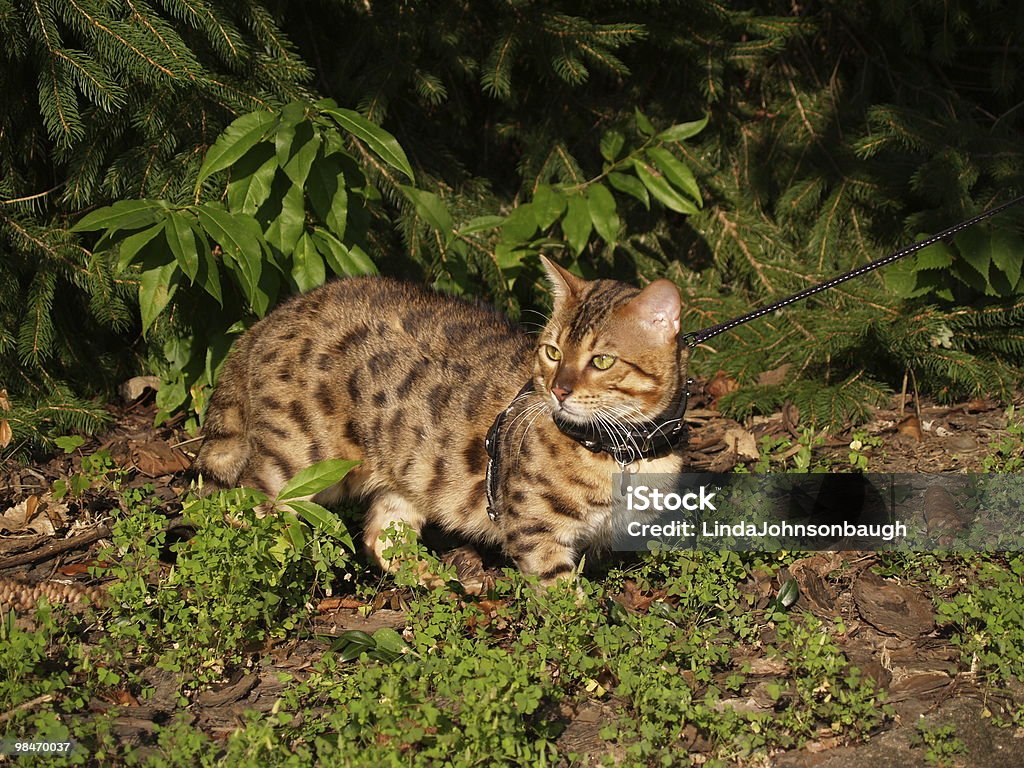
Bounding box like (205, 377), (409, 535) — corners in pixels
(888, 225), (1024, 303)
(935, 555), (1024, 708)
(99, 458), (358, 681)
(982, 406), (1024, 472)
(73, 101), (397, 427)
(847, 430), (883, 471)
(914, 722), (967, 767)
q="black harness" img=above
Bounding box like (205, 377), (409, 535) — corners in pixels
(484, 195), (1024, 524)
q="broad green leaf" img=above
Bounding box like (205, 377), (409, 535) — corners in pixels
(533, 184), (567, 231)
(284, 499), (354, 550)
(323, 107), (414, 181)
(494, 243), (531, 270)
(657, 115), (709, 143)
(196, 204), (264, 310)
(501, 203), (538, 242)
(990, 227), (1023, 287)
(197, 110), (278, 186)
(951, 259), (988, 293)
(279, 121), (321, 187)
(139, 261), (178, 336)
(277, 458), (361, 502)
(346, 244), (378, 275)
(116, 222), (165, 272)
(227, 143), (277, 215)
(307, 153), (349, 238)
(646, 147), (702, 207)
(274, 117), (297, 168)
(312, 228), (357, 276)
(883, 259), (923, 298)
(587, 183), (619, 244)
(278, 512), (307, 556)
(263, 180), (305, 255)
(989, 263), (1015, 296)
(634, 108), (656, 137)
(954, 226), (991, 279)
(776, 578), (799, 608)
(458, 215), (505, 236)
(338, 630), (375, 661)
(55, 434), (85, 453)
(634, 161), (699, 214)
(401, 186), (453, 240)
(372, 627), (408, 655)
(607, 171), (649, 209)
(72, 200), (160, 233)
(280, 101), (307, 127)
(192, 223), (222, 305)
(165, 211), (199, 281)
(600, 130), (625, 162)
(312, 228), (377, 276)
(291, 232), (325, 292)
(562, 194), (592, 256)
(913, 237), (955, 271)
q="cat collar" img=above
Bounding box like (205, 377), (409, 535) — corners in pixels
(549, 383), (691, 465)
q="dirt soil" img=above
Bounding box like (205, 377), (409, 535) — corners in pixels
(1, 384), (1023, 766)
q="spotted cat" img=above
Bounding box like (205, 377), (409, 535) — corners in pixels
(195, 258), (689, 584)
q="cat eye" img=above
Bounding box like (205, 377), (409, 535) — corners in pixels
(543, 344), (562, 361)
(591, 354), (616, 370)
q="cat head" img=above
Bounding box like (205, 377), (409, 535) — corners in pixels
(534, 256), (686, 426)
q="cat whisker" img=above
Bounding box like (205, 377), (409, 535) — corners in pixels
(505, 402), (549, 458)
(598, 411), (638, 460)
(592, 410), (639, 459)
(599, 406), (647, 458)
(513, 407), (548, 466)
(520, 308), (551, 323)
(504, 399), (548, 438)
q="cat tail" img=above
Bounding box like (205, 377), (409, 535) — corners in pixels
(193, 335), (254, 490)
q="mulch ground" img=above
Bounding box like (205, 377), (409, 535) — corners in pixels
(1, 383), (1023, 766)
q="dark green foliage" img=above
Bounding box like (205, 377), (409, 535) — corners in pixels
(0, 0), (311, 449)
(3, 0), (1024, 451)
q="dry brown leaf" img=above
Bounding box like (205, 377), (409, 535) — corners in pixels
(58, 563), (94, 577)
(756, 363), (791, 387)
(131, 440), (191, 476)
(897, 415), (924, 441)
(706, 370), (739, 401)
(0, 495), (55, 535)
(318, 597), (344, 612)
(782, 401), (800, 435)
(722, 427), (760, 461)
(0, 419), (11, 448)
(119, 376), (161, 403)
(0, 389), (9, 411)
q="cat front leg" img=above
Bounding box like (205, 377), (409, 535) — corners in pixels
(503, 521), (578, 586)
(363, 491), (444, 587)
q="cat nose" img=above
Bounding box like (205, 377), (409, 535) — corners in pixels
(552, 384), (572, 402)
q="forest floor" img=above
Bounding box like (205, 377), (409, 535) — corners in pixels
(1, 383), (1023, 767)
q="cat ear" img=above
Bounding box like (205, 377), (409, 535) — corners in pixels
(540, 255), (586, 305)
(625, 279), (681, 342)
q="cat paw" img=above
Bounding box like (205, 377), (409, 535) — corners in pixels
(442, 545), (493, 596)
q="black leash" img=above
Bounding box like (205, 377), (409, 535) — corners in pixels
(680, 194), (1024, 347)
